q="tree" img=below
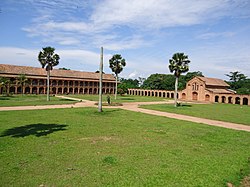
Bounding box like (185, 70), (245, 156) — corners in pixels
(109, 54), (126, 100)
(225, 71), (247, 83)
(169, 53), (190, 107)
(16, 74), (29, 95)
(38, 46), (60, 101)
(225, 71), (249, 94)
(0, 77), (11, 96)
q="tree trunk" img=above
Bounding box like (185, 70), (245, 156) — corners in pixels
(174, 76), (178, 107)
(98, 47), (103, 112)
(47, 70), (50, 101)
(115, 75), (118, 100)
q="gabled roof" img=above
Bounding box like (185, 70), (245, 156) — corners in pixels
(0, 64), (115, 81)
(196, 76), (229, 87)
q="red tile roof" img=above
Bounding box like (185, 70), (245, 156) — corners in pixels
(197, 76), (229, 87)
(0, 64), (115, 81)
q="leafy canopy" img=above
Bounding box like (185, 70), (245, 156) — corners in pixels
(38, 47), (60, 71)
(169, 53), (190, 77)
(109, 54), (126, 75)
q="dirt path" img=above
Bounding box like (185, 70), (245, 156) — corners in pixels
(0, 96), (249, 132)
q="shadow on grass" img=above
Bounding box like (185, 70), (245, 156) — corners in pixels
(0, 123), (68, 138)
(119, 98), (135, 101)
(0, 96), (11, 100)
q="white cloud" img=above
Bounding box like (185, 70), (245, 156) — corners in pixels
(21, 0), (250, 50)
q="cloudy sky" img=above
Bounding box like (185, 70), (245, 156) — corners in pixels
(0, 0), (250, 80)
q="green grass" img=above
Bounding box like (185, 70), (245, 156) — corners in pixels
(141, 103), (250, 125)
(67, 94), (168, 103)
(0, 108), (250, 186)
(0, 95), (78, 107)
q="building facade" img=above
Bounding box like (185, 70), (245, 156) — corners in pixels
(128, 76), (249, 106)
(0, 64), (116, 95)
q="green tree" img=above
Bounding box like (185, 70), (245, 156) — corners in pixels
(38, 46), (60, 101)
(169, 52), (190, 107)
(141, 74), (176, 90)
(16, 74), (29, 95)
(109, 54), (126, 100)
(0, 77), (11, 96)
(225, 71), (247, 82)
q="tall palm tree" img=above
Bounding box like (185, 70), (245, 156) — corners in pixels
(0, 77), (11, 96)
(16, 74), (29, 95)
(38, 46), (60, 101)
(169, 53), (190, 107)
(109, 54), (126, 100)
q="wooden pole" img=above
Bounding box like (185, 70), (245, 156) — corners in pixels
(98, 47), (103, 112)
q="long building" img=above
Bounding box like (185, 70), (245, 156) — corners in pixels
(128, 76), (250, 106)
(0, 64), (116, 95)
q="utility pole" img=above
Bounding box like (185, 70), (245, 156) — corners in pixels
(98, 47), (103, 112)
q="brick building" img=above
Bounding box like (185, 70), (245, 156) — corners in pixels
(0, 64), (116, 95)
(128, 76), (249, 105)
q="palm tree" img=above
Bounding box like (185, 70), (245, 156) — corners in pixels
(38, 47), (60, 101)
(16, 74), (29, 95)
(109, 54), (126, 100)
(169, 53), (190, 107)
(0, 77), (11, 96)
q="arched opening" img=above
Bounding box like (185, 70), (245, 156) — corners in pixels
(17, 87), (22, 94)
(58, 80), (62, 86)
(235, 97), (240, 104)
(167, 93), (170, 98)
(110, 89), (114, 94)
(10, 86), (15, 94)
(215, 96), (219, 102)
(159, 92), (162, 97)
(171, 93), (174, 98)
(182, 93), (186, 100)
(221, 96), (226, 103)
(39, 87), (44, 94)
(93, 88), (97, 94)
(106, 89), (109, 94)
(58, 87), (62, 94)
(32, 87), (38, 94)
(63, 88), (68, 94)
(89, 88), (93, 94)
(177, 93), (179, 99)
(152, 92), (154, 97)
(192, 92), (198, 100)
(84, 88), (88, 94)
(69, 88), (73, 94)
(64, 81), (68, 86)
(205, 94), (210, 101)
(74, 88), (78, 94)
(135, 91), (138, 95)
(148, 91), (150, 96)
(102, 88), (105, 94)
(39, 79), (45, 86)
(79, 88), (83, 94)
(52, 87), (56, 94)
(52, 80), (57, 86)
(25, 87), (30, 94)
(75, 81), (79, 86)
(80, 81), (83, 86)
(145, 91), (147, 96)
(69, 81), (73, 86)
(141, 91), (144, 96)
(243, 98), (248, 105)
(228, 97), (232, 104)
(155, 92), (158, 97)
(32, 79), (38, 86)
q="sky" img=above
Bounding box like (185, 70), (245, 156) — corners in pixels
(0, 0), (250, 80)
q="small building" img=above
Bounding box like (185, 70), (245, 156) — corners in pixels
(0, 64), (116, 95)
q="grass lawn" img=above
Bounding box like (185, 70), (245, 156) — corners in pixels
(66, 94), (168, 103)
(0, 108), (250, 186)
(0, 95), (78, 107)
(141, 103), (250, 126)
